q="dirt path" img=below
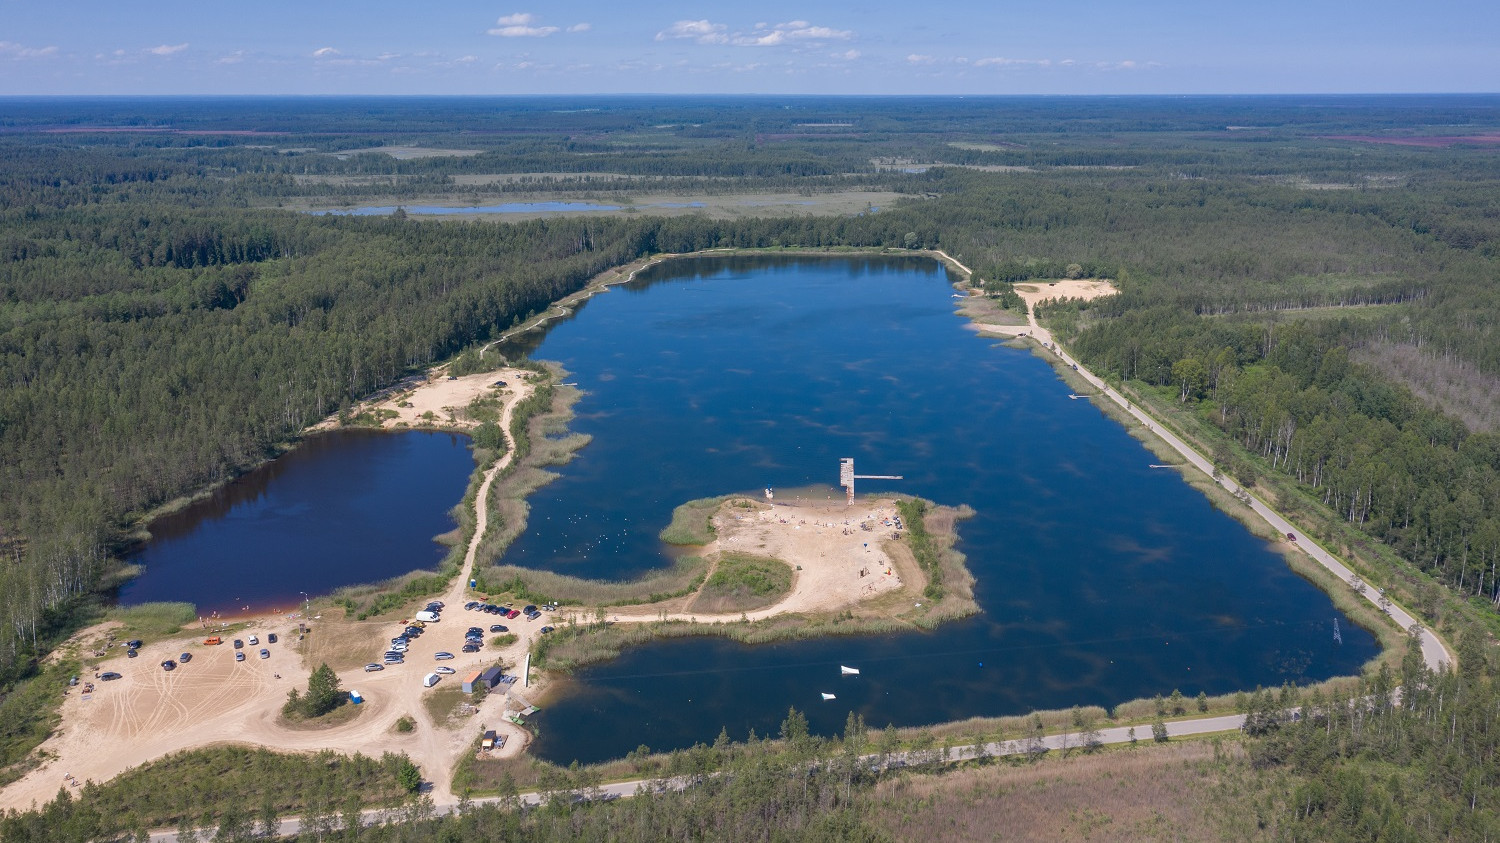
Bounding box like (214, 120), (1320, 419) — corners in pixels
(0, 371), (538, 812)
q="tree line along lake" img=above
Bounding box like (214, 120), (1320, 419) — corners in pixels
(122, 255), (1379, 763)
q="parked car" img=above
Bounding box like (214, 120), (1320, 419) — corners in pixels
(235, 651), (245, 662)
(127, 649), (139, 658)
(125, 639), (143, 649)
(391, 636), (409, 645)
(161, 660), (176, 671)
(467, 627), (484, 635)
(539, 626), (555, 635)
(259, 648), (269, 659)
(383, 656), (405, 665)
(525, 610), (541, 621)
(434, 651), (455, 660)
(505, 609), (521, 619)
(390, 642), (408, 653)
(423, 673), (441, 688)
(99, 672), (122, 681)
(427, 601), (444, 609)
(414, 611), (440, 623)
(233, 639), (244, 649)
(364, 663), (385, 672)
(489, 625), (509, 633)
(434, 666), (456, 675)
(179, 652), (192, 663)
(267, 633), (278, 644)
(465, 601), (479, 610)
(461, 643), (480, 653)
(522, 605), (538, 615)
(248, 635), (259, 646)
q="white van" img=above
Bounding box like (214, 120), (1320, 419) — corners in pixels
(414, 611), (440, 623)
(423, 672), (441, 688)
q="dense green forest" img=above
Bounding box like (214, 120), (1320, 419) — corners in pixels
(3, 95), (1500, 833)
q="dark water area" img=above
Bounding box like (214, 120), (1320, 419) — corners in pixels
(497, 255), (1380, 765)
(118, 430), (475, 616)
(309, 201), (708, 217)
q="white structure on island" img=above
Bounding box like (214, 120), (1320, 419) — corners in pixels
(839, 458), (903, 505)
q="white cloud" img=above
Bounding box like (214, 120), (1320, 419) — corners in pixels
(567, 23), (591, 33)
(0, 41), (59, 59)
(732, 21), (852, 47)
(834, 49), (860, 60)
(975, 56), (1050, 67)
(907, 54), (934, 64)
(657, 20), (728, 44)
(146, 43), (188, 56)
(490, 12), (558, 37)
(312, 47), (340, 58)
(217, 51), (246, 65)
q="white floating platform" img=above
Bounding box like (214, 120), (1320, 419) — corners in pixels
(821, 693), (837, 701)
(840, 665), (860, 675)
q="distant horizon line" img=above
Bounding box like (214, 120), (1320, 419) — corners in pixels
(2, 91), (1498, 100)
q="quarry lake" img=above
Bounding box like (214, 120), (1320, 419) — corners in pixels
(120, 254), (1379, 763)
(500, 255), (1379, 764)
(118, 429), (474, 615)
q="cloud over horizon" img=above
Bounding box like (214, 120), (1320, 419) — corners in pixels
(490, 13), (560, 38)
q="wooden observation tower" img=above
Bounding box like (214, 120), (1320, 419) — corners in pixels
(839, 458), (903, 505)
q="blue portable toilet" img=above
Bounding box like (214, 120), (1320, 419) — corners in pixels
(349, 690), (364, 705)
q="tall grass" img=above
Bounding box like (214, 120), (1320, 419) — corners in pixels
(109, 601), (198, 636)
(658, 496), (725, 546)
(480, 555), (708, 608)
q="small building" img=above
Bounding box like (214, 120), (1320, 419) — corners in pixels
(481, 730), (498, 750)
(461, 670), (483, 694)
(479, 666), (504, 689)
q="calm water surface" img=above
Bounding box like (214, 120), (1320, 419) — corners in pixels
(311, 201), (706, 217)
(119, 430), (474, 615)
(498, 256), (1379, 764)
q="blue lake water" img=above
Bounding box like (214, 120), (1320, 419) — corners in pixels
(494, 255), (1380, 764)
(118, 430), (475, 615)
(310, 201), (705, 216)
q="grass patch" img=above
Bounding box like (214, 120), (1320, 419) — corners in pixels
(422, 686), (469, 726)
(13, 745), (414, 836)
(658, 496), (724, 545)
(107, 602), (197, 638)
(491, 633), (518, 648)
(278, 698), (363, 731)
(687, 553), (792, 614)
(395, 715), (416, 733)
(0, 660), (77, 786)
(480, 555), (709, 608)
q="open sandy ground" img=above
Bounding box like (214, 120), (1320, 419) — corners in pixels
(308, 367), (536, 433)
(0, 461), (926, 810)
(967, 278), (1119, 337)
(613, 498), (908, 623)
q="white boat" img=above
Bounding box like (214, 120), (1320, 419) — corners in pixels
(840, 665), (860, 675)
(821, 693), (837, 701)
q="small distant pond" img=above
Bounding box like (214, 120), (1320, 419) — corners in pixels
(118, 430), (475, 615)
(492, 255), (1381, 765)
(309, 201), (706, 217)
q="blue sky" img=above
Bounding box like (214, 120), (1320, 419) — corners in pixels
(2, 0), (1496, 95)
